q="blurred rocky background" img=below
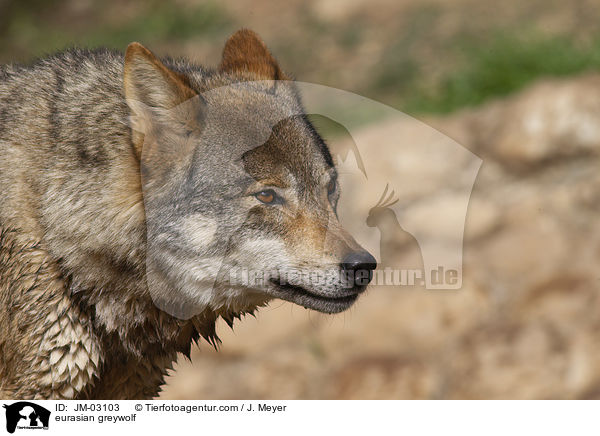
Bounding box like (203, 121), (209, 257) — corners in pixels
(2, 0), (600, 399)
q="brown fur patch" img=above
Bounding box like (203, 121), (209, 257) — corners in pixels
(220, 29), (288, 80)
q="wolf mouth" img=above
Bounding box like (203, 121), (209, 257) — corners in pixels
(268, 278), (359, 314)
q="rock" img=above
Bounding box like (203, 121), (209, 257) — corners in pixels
(467, 74), (600, 169)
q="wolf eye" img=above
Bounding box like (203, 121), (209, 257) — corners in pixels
(255, 189), (277, 204)
(327, 178), (337, 196)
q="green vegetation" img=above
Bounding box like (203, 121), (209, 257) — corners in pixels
(402, 32), (600, 114)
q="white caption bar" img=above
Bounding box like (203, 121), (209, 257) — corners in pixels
(0, 400), (597, 436)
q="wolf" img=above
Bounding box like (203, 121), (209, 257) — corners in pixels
(0, 29), (376, 399)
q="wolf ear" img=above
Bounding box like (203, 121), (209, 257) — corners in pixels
(219, 29), (287, 80)
(124, 42), (197, 111)
(124, 42), (203, 156)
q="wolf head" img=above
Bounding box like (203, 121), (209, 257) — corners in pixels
(123, 30), (376, 319)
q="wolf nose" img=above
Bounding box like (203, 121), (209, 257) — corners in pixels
(341, 251), (377, 289)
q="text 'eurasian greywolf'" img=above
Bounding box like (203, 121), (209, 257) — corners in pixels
(0, 29), (376, 399)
